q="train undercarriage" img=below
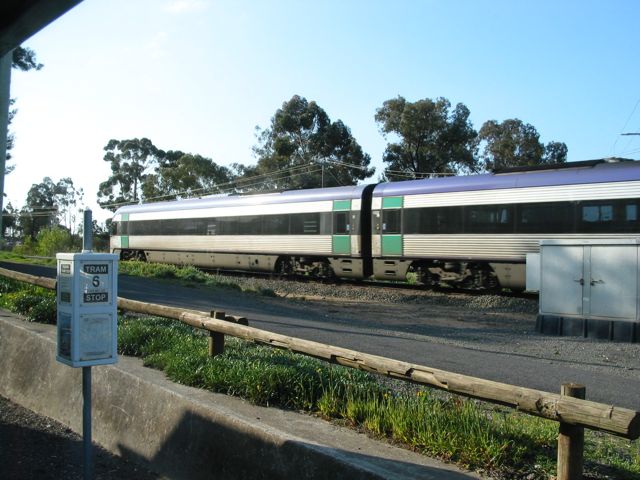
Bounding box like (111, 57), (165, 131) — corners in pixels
(411, 261), (500, 290)
(116, 249), (524, 291)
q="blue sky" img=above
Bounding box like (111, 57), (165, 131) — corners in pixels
(7, 0), (640, 223)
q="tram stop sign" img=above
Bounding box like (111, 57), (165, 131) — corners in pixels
(56, 253), (119, 367)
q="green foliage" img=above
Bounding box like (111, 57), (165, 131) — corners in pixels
(142, 151), (234, 201)
(12, 47), (43, 71)
(118, 316), (371, 410)
(375, 96), (479, 179)
(585, 432), (640, 476)
(35, 227), (76, 256)
(0, 277), (56, 323)
(116, 315), (640, 479)
(12, 237), (37, 256)
(119, 261), (247, 292)
(478, 119), (568, 171)
(251, 95), (375, 190)
(99, 140), (233, 208)
(98, 138), (164, 210)
(19, 177), (84, 239)
(6, 46), (42, 168)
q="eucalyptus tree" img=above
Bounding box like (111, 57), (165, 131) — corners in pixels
(375, 96), (479, 180)
(6, 47), (43, 173)
(18, 177), (84, 239)
(478, 119), (567, 171)
(97, 138), (165, 210)
(252, 95), (374, 190)
(142, 151), (234, 201)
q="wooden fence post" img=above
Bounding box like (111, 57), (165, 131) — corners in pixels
(208, 311), (226, 357)
(557, 383), (586, 480)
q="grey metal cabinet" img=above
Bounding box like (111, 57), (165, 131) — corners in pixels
(536, 239), (640, 342)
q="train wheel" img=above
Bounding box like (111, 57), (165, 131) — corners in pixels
(275, 257), (293, 277)
(466, 264), (500, 291)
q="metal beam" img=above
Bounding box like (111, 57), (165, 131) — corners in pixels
(0, 1), (84, 57)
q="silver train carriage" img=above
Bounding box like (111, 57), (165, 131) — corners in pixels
(110, 184), (375, 279)
(110, 159), (640, 290)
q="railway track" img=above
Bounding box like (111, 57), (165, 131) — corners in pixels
(199, 266), (539, 301)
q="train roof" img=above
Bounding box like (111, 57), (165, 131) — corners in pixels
(373, 159), (640, 198)
(113, 183), (368, 216)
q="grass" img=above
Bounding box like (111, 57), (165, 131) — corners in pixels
(0, 251), (57, 267)
(0, 252), (278, 296)
(0, 274), (638, 478)
(118, 261), (278, 296)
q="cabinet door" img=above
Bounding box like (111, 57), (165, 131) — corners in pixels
(540, 246), (584, 316)
(588, 246), (637, 319)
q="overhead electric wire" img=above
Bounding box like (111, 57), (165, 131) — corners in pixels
(612, 96), (640, 156)
(98, 163), (327, 210)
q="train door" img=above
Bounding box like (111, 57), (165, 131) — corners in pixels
(332, 200), (351, 255)
(380, 196), (403, 256)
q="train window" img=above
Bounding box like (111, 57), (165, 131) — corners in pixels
(403, 208), (425, 234)
(173, 218), (197, 235)
(334, 212), (350, 235)
(582, 205), (613, 223)
(236, 215), (261, 235)
(517, 202), (574, 233)
(207, 222), (217, 235)
(382, 209), (401, 234)
(303, 220), (319, 233)
(576, 200), (640, 233)
(403, 207), (463, 234)
(319, 212), (332, 234)
(466, 205), (514, 233)
(217, 217), (234, 235)
(435, 207), (463, 233)
(110, 222), (118, 235)
(263, 215), (289, 235)
(291, 213), (320, 234)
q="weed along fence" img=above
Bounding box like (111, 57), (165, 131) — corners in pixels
(1, 267), (638, 480)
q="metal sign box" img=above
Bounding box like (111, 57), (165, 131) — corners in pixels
(535, 239), (640, 342)
(56, 253), (119, 367)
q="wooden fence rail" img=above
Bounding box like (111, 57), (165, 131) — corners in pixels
(1, 266), (638, 479)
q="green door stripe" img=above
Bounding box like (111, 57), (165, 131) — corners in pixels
(382, 235), (402, 256)
(332, 235), (351, 255)
(382, 196), (403, 209)
(333, 200), (351, 211)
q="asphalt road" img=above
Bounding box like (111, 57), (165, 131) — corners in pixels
(3, 261), (639, 411)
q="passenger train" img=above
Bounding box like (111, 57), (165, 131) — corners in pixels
(110, 159), (640, 290)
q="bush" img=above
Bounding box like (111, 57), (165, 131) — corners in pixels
(13, 237), (36, 256)
(2, 286), (56, 324)
(36, 227), (75, 257)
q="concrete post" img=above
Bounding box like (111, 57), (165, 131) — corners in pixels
(0, 51), (12, 240)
